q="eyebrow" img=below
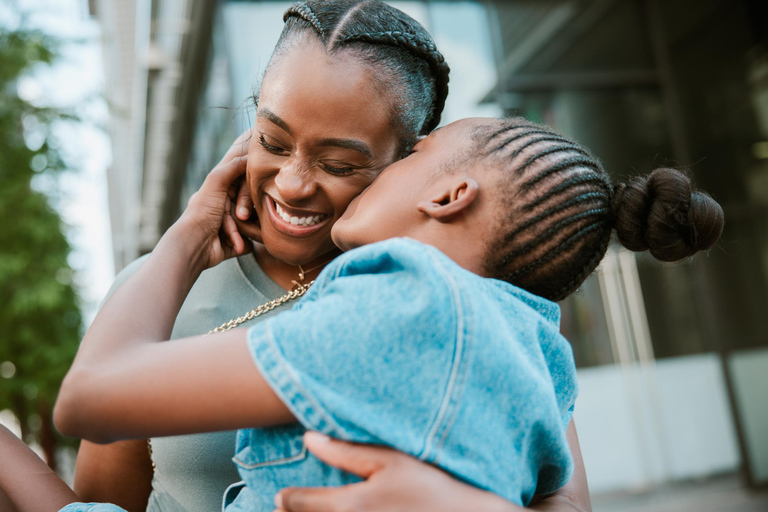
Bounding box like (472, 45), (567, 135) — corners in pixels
(316, 138), (373, 158)
(257, 109), (292, 134)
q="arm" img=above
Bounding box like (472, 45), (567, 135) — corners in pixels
(0, 424), (78, 512)
(276, 432), (516, 512)
(528, 420), (591, 511)
(68, 131), (255, 505)
(73, 440), (153, 512)
(54, 155), (293, 443)
(276, 421), (591, 512)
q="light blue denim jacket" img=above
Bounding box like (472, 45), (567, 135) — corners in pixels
(226, 238), (577, 510)
(61, 238), (577, 512)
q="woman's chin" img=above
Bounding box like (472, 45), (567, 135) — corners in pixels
(261, 234), (337, 266)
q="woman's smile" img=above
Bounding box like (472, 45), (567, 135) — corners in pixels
(264, 194), (331, 237)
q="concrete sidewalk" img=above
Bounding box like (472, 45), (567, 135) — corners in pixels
(591, 474), (768, 512)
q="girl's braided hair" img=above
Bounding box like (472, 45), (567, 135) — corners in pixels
(479, 118), (724, 301)
(272, 1), (450, 153)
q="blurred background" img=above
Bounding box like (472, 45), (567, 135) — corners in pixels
(1, 0), (767, 510)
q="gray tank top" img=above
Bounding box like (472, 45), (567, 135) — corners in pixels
(107, 253), (294, 512)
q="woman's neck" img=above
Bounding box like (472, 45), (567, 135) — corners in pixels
(252, 243), (340, 291)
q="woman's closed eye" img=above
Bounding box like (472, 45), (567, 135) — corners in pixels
(258, 134), (288, 155)
(259, 133), (359, 176)
(320, 162), (356, 176)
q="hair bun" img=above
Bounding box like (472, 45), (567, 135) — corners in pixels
(612, 168), (724, 262)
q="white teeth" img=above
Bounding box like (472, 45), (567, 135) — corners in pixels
(274, 201), (325, 227)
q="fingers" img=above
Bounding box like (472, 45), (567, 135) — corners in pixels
(276, 433), (394, 512)
(302, 432), (392, 479)
(234, 213), (263, 245)
(206, 155), (248, 193)
(276, 484), (364, 512)
(222, 199), (245, 255)
(236, 179), (253, 221)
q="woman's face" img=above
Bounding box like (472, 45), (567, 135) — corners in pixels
(245, 38), (401, 265)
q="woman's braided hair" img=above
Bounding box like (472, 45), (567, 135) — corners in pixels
(284, 2), (325, 40)
(479, 118), (724, 302)
(335, 30), (449, 135)
(272, 0), (450, 152)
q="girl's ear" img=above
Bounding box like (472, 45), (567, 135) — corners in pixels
(416, 178), (479, 222)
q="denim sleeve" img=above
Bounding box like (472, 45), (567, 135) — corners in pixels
(246, 241), (460, 458)
(562, 403), (575, 430)
(59, 504), (128, 512)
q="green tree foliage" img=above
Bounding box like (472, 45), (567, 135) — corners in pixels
(0, 25), (83, 471)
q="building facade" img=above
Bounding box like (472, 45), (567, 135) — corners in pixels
(92, 0), (768, 496)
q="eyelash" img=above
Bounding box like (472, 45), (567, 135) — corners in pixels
(258, 135), (286, 155)
(258, 135), (356, 176)
(320, 163), (355, 176)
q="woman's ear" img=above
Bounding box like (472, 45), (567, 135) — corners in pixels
(416, 178), (479, 222)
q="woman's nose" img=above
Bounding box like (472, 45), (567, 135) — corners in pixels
(274, 162), (317, 203)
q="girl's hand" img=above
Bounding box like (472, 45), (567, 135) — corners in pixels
(274, 433), (522, 512)
(177, 153), (251, 270)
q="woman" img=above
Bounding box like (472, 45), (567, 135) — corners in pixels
(72, 2), (590, 511)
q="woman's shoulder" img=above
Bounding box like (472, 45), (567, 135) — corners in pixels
(104, 254), (287, 338)
(102, 254), (151, 304)
(107, 254), (274, 302)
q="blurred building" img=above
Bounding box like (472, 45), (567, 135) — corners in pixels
(89, 0), (768, 501)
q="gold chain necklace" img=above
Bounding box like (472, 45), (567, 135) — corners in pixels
(206, 258), (328, 334)
(147, 259), (330, 471)
(207, 280), (313, 334)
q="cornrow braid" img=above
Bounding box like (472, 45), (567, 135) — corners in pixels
(479, 117), (723, 302)
(491, 128), (561, 153)
(525, 173), (612, 211)
(499, 208), (611, 269)
(504, 222), (608, 282)
(520, 155), (602, 191)
(336, 30), (450, 133)
(481, 118), (615, 300)
(487, 122), (533, 142)
(502, 191), (609, 244)
(283, 2), (326, 41)
(549, 233), (611, 302)
(507, 135), (579, 164)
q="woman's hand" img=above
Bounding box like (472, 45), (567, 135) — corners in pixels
(274, 432), (521, 512)
(174, 129), (258, 270)
(215, 129), (262, 245)
(178, 153), (250, 269)
(235, 172), (256, 227)
(229, 131), (264, 244)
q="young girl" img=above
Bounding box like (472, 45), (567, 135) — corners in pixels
(1, 117), (723, 511)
